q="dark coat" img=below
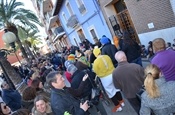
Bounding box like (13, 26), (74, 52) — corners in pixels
(71, 70), (95, 99)
(22, 100), (34, 112)
(2, 89), (22, 111)
(101, 43), (118, 66)
(121, 40), (141, 63)
(50, 88), (85, 115)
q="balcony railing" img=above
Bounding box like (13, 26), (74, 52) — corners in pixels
(78, 4), (86, 14)
(54, 26), (64, 35)
(66, 15), (79, 28)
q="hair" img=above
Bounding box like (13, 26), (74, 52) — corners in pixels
(152, 38), (166, 53)
(34, 95), (48, 108)
(31, 78), (41, 91)
(11, 109), (30, 115)
(115, 51), (127, 63)
(46, 71), (59, 89)
(22, 87), (36, 101)
(144, 64), (160, 98)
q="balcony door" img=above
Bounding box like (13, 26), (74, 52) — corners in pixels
(77, 29), (86, 42)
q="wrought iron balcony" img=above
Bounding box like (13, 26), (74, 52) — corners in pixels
(66, 15), (79, 28)
(54, 26), (64, 35)
(78, 4), (86, 14)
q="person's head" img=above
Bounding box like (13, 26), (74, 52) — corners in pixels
(93, 48), (101, 57)
(31, 78), (43, 90)
(144, 64), (161, 98)
(115, 51), (127, 63)
(67, 64), (77, 75)
(34, 95), (49, 113)
(67, 54), (75, 62)
(22, 87), (36, 101)
(0, 102), (11, 115)
(46, 71), (65, 89)
(12, 109), (30, 115)
(1, 81), (9, 90)
(152, 38), (166, 53)
(100, 37), (110, 45)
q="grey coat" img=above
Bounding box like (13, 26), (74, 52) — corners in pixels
(140, 77), (175, 115)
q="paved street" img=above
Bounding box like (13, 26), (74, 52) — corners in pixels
(100, 59), (150, 115)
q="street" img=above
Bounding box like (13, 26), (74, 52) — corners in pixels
(100, 59), (150, 115)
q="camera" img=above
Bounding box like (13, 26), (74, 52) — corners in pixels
(80, 99), (93, 107)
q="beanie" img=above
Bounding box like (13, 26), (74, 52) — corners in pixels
(100, 37), (110, 45)
(68, 54), (75, 61)
(64, 60), (74, 69)
(93, 48), (101, 57)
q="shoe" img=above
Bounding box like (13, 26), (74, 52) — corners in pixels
(112, 105), (122, 112)
(119, 100), (125, 107)
(116, 106), (122, 112)
(120, 102), (125, 107)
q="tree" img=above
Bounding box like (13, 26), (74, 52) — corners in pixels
(0, 0), (41, 92)
(0, 0), (41, 60)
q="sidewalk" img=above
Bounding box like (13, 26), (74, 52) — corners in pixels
(102, 98), (138, 115)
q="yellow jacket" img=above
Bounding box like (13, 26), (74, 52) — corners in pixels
(93, 55), (114, 78)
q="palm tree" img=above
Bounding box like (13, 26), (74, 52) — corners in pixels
(0, 0), (41, 92)
(0, 0), (41, 60)
(18, 27), (43, 59)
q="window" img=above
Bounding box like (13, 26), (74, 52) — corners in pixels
(90, 29), (97, 39)
(62, 12), (67, 22)
(76, 0), (83, 7)
(66, 2), (73, 16)
(76, 0), (86, 14)
(77, 29), (86, 42)
(88, 25), (99, 42)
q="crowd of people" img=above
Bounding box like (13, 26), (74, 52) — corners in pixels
(0, 31), (175, 115)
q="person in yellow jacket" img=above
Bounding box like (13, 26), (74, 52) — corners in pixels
(93, 48), (124, 112)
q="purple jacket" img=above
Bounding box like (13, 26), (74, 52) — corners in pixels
(151, 49), (175, 81)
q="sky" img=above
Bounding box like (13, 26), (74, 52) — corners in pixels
(16, 0), (47, 38)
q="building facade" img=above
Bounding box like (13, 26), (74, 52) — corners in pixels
(31, 0), (68, 52)
(98, 0), (175, 46)
(58, 0), (112, 46)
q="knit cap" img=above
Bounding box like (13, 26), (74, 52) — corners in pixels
(93, 48), (101, 57)
(68, 54), (75, 61)
(100, 37), (110, 45)
(64, 60), (74, 69)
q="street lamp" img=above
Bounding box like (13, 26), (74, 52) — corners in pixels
(2, 30), (21, 64)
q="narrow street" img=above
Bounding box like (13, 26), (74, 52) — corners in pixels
(100, 59), (150, 115)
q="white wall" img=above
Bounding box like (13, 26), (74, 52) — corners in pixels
(170, 0), (175, 16)
(138, 27), (175, 47)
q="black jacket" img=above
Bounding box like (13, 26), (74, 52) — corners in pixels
(71, 70), (95, 99)
(101, 43), (118, 66)
(51, 88), (85, 115)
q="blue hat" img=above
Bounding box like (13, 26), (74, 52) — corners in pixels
(100, 37), (109, 45)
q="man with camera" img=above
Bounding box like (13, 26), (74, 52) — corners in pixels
(46, 71), (89, 115)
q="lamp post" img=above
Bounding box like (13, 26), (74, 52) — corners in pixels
(0, 30), (27, 93)
(2, 30), (22, 64)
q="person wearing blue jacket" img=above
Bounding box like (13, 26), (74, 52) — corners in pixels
(1, 81), (22, 111)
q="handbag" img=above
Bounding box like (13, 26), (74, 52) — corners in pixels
(87, 75), (101, 105)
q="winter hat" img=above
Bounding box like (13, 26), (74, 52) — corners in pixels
(100, 37), (110, 45)
(67, 64), (77, 74)
(64, 60), (74, 69)
(93, 48), (101, 57)
(78, 56), (90, 67)
(68, 54), (75, 61)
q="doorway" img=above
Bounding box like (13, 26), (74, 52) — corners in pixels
(113, 0), (140, 43)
